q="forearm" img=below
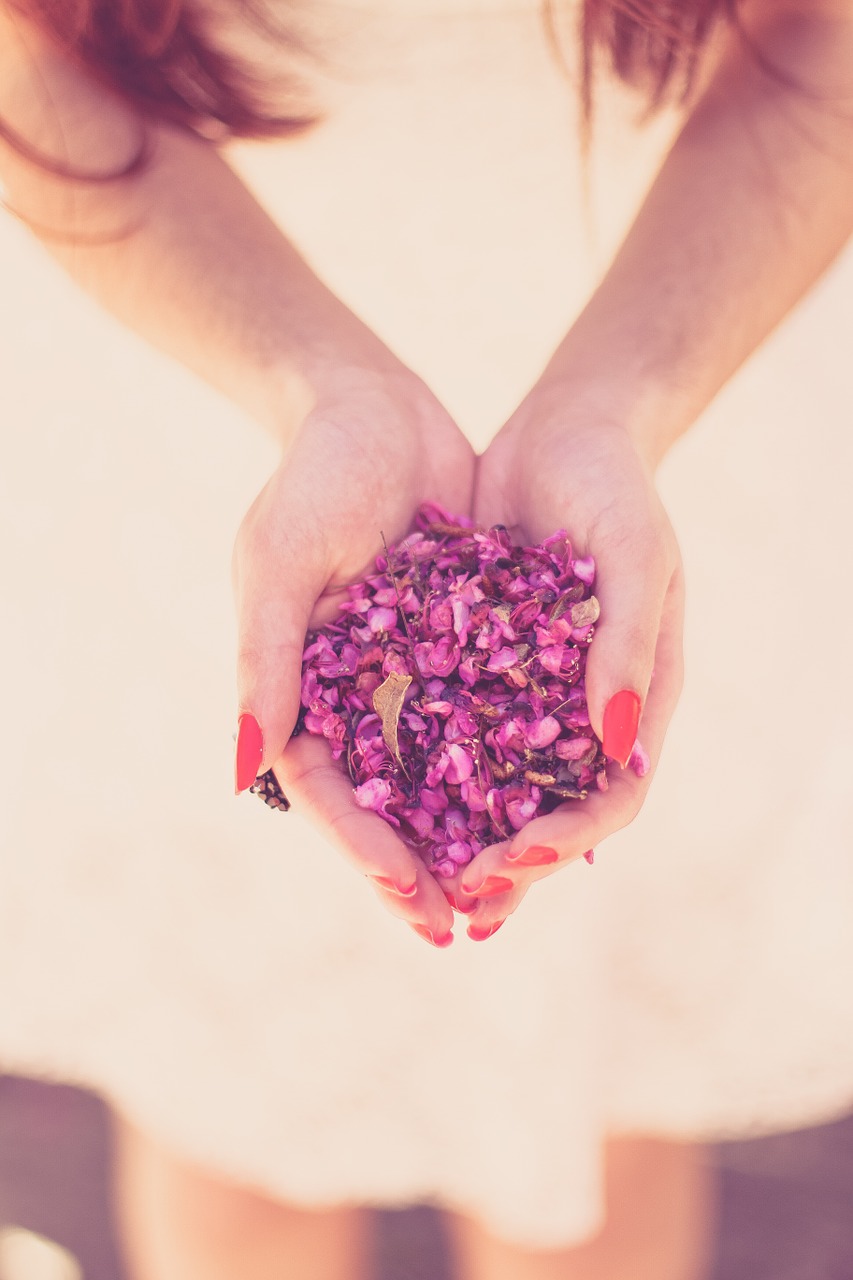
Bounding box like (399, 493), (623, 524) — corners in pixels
(538, 2), (853, 465)
(0, 11), (393, 444)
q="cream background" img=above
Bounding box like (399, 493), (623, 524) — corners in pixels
(2, 0), (853, 1247)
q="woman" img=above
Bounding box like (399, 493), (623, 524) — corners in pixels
(1, 1), (853, 1277)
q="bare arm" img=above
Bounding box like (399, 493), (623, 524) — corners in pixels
(464, 0), (853, 928)
(0, 6), (474, 947)
(538, 0), (853, 464)
(0, 6), (398, 442)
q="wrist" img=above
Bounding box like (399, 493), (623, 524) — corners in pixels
(253, 317), (415, 453)
(528, 351), (691, 474)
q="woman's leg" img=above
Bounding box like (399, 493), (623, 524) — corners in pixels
(444, 1137), (717, 1280)
(110, 1112), (372, 1280)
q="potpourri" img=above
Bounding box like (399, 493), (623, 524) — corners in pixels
(297, 504), (648, 878)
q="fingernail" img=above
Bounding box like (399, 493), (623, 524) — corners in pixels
(372, 875), (418, 898)
(235, 713), (264, 793)
(465, 874), (514, 898)
(412, 923), (454, 948)
(583, 849), (595, 865)
(509, 845), (559, 867)
(468, 919), (505, 942)
(602, 690), (641, 768)
(443, 890), (477, 915)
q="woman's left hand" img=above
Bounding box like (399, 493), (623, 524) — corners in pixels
(443, 384), (685, 940)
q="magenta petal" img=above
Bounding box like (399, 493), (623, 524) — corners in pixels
(572, 556), (596, 585)
(555, 736), (594, 761)
(404, 807), (435, 839)
(524, 716), (561, 750)
(487, 646), (519, 672)
(354, 778), (392, 810)
(538, 645), (564, 676)
(446, 840), (472, 866)
(368, 606), (398, 634)
(444, 743), (474, 784)
(629, 740), (651, 778)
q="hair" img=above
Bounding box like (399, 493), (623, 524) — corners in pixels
(0, 0), (317, 179)
(2, 0), (734, 177)
(578, 0), (736, 120)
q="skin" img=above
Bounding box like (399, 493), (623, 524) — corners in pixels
(1, 6), (852, 955)
(446, 0), (853, 934)
(3, 4), (851, 1278)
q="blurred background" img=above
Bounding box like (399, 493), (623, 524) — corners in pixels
(0, 1075), (851, 1280)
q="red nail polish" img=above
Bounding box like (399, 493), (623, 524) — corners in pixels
(444, 891), (477, 915)
(468, 919), (505, 942)
(235, 713), (264, 793)
(583, 849), (595, 865)
(372, 875), (418, 898)
(412, 923), (453, 948)
(510, 845), (559, 867)
(602, 690), (641, 768)
(469, 875), (514, 898)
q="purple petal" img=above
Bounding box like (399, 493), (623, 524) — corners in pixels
(487, 647), (519, 673)
(524, 716), (561, 750)
(368, 606), (398, 634)
(444, 743), (474, 784)
(629, 740), (650, 777)
(354, 778), (393, 811)
(555, 736), (594, 761)
(572, 556), (596, 585)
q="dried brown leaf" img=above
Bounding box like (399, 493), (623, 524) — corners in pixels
(544, 783), (589, 800)
(569, 596), (600, 627)
(372, 671), (412, 769)
(523, 769), (557, 786)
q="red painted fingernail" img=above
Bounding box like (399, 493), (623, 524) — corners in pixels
(583, 849), (595, 865)
(412, 923), (454, 948)
(467, 875), (514, 897)
(602, 690), (641, 768)
(510, 845), (559, 867)
(444, 890), (477, 915)
(468, 919), (505, 942)
(372, 876), (418, 898)
(235, 713), (264, 793)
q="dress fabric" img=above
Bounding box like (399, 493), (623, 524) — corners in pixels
(2, 0), (853, 1249)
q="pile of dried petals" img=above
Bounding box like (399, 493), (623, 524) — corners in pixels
(297, 504), (647, 878)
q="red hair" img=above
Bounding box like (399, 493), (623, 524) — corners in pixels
(1, 0), (316, 176)
(3, 0), (733, 170)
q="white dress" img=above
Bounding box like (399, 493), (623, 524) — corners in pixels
(2, 0), (853, 1249)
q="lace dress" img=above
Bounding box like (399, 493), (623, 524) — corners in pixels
(1, 0), (852, 1248)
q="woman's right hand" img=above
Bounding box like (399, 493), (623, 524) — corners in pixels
(232, 362), (475, 947)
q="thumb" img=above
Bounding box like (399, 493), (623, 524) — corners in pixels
(233, 542), (321, 794)
(583, 534), (670, 769)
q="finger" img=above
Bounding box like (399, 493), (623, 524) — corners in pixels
(583, 523), (673, 767)
(495, 566), (685, 863)
(232, 512), (326, 791)
(445, 840), (522, 941)
(280, 733), (455, 944)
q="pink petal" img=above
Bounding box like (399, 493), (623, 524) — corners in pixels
(353, 778), (392, 811)
(572, 556), (596, 585)
(368, 606), (398, 634)
(487, 646), (519, 673)
(444, 743), (474, 784)
(629, 740), (650, 778)
(524, 716), (561, 750)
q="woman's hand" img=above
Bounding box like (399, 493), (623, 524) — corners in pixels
(446, 385), (685, 940)
(233, 363), (475, 947)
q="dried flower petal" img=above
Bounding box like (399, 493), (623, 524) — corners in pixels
(294, 506), (646, 879)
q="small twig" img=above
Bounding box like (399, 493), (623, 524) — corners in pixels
(381, 530), (415, 650)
